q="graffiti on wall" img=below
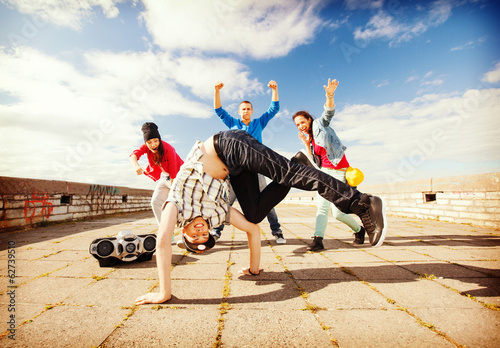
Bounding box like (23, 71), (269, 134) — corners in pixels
(85, 184), (121, 214)
(24, 189), (54, 223)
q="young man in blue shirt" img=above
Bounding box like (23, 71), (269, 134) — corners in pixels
(212, 80), (286, 244)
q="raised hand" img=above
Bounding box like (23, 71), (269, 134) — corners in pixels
(215, 81), (224, 91)
(324, 78), (339, 97)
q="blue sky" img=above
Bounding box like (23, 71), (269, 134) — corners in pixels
(0, 0), (499, 191)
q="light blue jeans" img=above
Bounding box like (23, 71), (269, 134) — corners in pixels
(151, 173), (175, 242)
(314, 167), (361, 238)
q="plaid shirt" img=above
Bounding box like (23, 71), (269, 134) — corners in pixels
(166, 141), (230, 229)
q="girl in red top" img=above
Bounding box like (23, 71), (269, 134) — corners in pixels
(129, 122), (184, 243)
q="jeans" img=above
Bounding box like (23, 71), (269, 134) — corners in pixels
(217, 130), (362, 224)
(315, 167), (361, 238)
(151, 173), (175, 242)
(213, 174), (282, 236)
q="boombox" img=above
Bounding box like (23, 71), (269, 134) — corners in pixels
(89, 230), (157, 267)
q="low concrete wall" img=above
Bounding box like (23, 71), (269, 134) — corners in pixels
(0, 176), (153, 232)
(284, 172), (500, 229)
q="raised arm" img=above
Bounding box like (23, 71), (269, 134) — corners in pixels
(229, 207), (262, 275)
(135, 202), (177, 305)
(268, 80), (279, 102)
(214, 81), (224, 109)
(324, 78), (339, 109)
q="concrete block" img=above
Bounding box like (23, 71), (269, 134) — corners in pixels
(428, 209), (445, 216)
(438, 192), (461, 199)
(485, 207), (500, 213)
(461, 192), (486, 199)
(442, 210), (459, 218)
(436, 198), (449, 205)
(3, 200), (26, 209)
(479, 200), (500, 207)
(50, 205), (68, 215)
(467, 206), (488, 214)
(448, 205), (467, 212)
(402, 207), (420, 214)
(68, 205), (91, 213)
(450, 199), (474, 206)
(459, 212), (493, 220)
(5, 208), (28, 220)
(486, 192), (500, 199)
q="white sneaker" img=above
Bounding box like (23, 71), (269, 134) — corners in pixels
(176, 240), (185, 249)
(274, 233), (286, 244)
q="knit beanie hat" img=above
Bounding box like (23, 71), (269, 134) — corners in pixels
(141, 122), (161, 142)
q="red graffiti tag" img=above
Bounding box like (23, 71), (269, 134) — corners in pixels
(24, 189), (54, 223)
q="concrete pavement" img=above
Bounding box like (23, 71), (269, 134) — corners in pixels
(0, 204), (499, 347)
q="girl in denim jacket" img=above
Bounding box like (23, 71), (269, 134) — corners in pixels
(293, 78), (365, 251)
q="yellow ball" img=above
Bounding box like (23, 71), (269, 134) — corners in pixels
(346, 167), (364, 187)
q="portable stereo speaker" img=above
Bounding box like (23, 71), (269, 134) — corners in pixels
(89, 230), (157, 267)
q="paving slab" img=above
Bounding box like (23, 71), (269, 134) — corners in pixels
(0, 204), (497, 347)
(412, 307), (500, 348)
(222, 309), (334, 347)
(0, 305), (129, 348)
(320, 309), (456, 347)
(103, 306), (221, 347)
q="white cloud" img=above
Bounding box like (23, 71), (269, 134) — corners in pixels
(344, 0), (384, 10)
(0, 46), (269, 187)
(336, 88), (500, 185)
(450, 40), (475, 51)
(2, 0), (124, 30)
(353, 11), (402, 43)
(450, 37), (486, 51)
(353, 0), (453, 46)
(406, 75), (418, 83)
(139, 0), (326, 59)
(482, 62), (500, 84)
(376, 79), (389, 88)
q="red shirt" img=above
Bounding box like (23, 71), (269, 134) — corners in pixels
(312, 140), (349, 169)
(131, 140), (184, 181)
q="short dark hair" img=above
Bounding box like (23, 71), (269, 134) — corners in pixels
(239, 101), (253, 109)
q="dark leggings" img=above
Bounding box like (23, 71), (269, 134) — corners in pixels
(217, 130), (361, 224)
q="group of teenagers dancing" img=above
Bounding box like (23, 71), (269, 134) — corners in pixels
(131, 78), (387, 305)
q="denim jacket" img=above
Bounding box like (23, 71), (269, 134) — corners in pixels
(310, 105), (346, 166)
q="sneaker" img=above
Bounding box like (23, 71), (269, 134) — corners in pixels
(176, 240), (186, 249)
(307, 236), (324, 252)
(353, 226), (365, 245)
(274, 233), (286, 244)
(171, 236), (176, 245)
(211, 233), (220, 242)
(350, 194), (387, 247)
